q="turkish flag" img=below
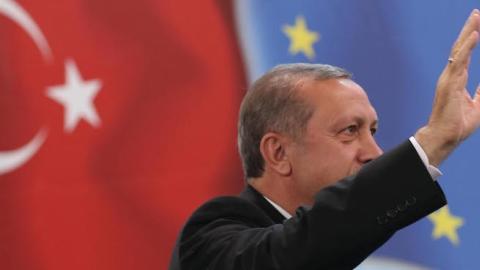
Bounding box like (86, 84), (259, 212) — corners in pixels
(0, 0), (245, 269)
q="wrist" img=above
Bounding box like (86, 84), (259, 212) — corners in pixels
(414, 126), (457, 167)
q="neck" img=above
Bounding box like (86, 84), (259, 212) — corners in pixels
(248, 174), (311, 216)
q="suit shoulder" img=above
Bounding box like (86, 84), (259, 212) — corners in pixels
(190, 195), (273, 225)
(181, 195), (273, 239)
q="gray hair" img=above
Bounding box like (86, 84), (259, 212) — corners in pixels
(238, 63), (352, 179)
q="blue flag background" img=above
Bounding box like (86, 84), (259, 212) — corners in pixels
(234, 0), (479, 269)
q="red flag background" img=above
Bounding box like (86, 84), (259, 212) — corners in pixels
(0, 0), (245, 269)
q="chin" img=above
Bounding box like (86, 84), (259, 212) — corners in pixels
(349, 167), (361, 176)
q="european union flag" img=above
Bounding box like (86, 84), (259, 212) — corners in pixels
(234, 0), (480, 268)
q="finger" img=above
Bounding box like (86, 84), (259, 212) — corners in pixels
(450, 30), (479, 72)
(451, 10), (480, 57)
(452, 10), (480, 54)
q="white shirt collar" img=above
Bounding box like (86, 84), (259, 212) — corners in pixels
(263, 196), (292, 219)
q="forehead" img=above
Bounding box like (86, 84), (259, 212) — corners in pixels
(298, 78), (378, 123)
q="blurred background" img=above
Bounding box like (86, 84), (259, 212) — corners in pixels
(0, 0), (478, 269)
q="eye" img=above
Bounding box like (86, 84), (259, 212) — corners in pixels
(341, 125), (359, 136)
(370, 127), (377, 135)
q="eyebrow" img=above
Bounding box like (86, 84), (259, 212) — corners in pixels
(350, 116), (378, 127)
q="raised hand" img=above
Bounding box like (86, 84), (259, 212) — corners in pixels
(416, 9), (480, 166)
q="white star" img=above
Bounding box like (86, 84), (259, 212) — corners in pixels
(47, 59), (102, 133)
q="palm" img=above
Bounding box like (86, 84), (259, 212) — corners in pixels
(416, 11), (480, 166)
(462, 87), (480, 138)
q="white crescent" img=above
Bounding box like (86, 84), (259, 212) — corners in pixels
(0, 0), (52, 60)
(0, 130), (47, 175)
(0, 0), (52, 175)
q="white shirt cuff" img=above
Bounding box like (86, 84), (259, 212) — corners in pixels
(409, 136), (442, 181)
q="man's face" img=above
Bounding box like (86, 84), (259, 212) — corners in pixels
(288, 78), (383, 204)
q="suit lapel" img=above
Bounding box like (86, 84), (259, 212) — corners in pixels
(239, 185), (286, 224)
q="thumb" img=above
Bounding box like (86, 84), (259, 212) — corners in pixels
(474, 83), (480, 102)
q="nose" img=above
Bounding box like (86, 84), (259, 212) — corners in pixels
(359, 133), (383, 164)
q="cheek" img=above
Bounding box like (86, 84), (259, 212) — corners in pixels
(290, 142), (342, 187)
(290, 142), (361, 202)
(307, 142), (359, 182)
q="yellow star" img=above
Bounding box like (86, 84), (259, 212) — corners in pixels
(282, 16), (320, 60)
(428, 206), (464, 246)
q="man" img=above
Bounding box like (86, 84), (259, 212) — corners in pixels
(170, 10), (480, 270)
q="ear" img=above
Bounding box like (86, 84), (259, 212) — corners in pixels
(259, 132), (292, 176)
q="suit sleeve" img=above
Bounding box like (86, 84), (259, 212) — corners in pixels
(175, 141), (447, 270)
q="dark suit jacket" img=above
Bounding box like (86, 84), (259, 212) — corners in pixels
(170, 141), (447, 270)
